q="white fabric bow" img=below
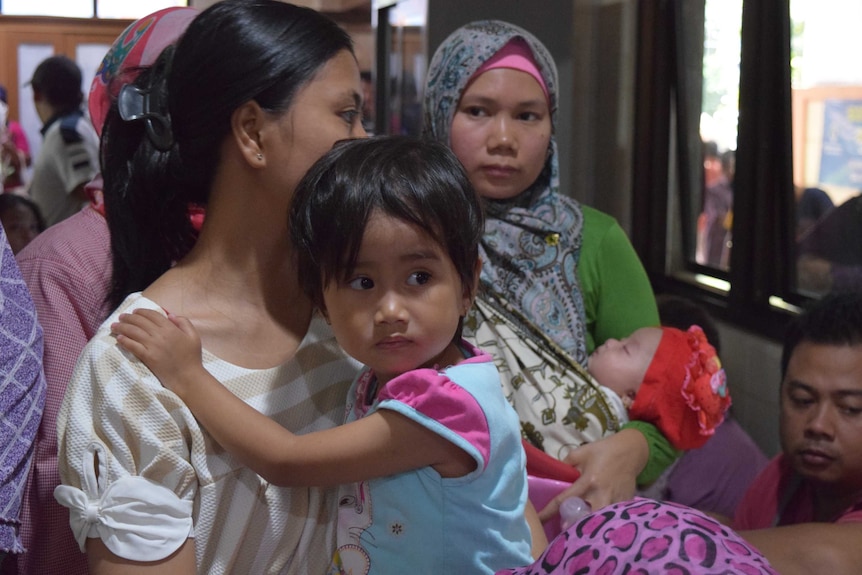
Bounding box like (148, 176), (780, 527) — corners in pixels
(54, 446), (194, 562)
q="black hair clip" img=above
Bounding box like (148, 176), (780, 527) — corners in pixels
(118, 84), (174, 152)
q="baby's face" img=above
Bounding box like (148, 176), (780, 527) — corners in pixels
(588, 327), (663, 402)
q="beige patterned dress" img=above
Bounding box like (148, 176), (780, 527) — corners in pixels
(55, 293), (360, 574)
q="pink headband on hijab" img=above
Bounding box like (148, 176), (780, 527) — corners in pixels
(472, 38), (549, 102)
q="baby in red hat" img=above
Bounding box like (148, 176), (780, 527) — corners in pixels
(589, 325), (731, 450)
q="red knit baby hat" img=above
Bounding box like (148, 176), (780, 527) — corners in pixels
(628, 325), (731, 450)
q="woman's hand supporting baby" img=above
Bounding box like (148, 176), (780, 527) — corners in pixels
(538, 428), (648, 520)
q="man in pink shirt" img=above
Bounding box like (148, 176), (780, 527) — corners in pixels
(733, 291), (862, 575)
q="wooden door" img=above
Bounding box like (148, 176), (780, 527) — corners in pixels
(0, 16), (130, 171)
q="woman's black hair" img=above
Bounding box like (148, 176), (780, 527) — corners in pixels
(102, 0), (354, 309)
(290, 135), (483, 339)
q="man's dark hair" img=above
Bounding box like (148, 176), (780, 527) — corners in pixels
(781, 291), (862, 379)
(30, 55), (83, 113)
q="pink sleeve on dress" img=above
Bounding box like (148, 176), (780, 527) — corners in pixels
(378, 369), (491, 469)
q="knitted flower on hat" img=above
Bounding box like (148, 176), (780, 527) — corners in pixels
(628, 325), (731, 450)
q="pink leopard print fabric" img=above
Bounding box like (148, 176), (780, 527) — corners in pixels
(498, 498), (777, 575)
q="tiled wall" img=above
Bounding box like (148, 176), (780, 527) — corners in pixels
(716, 320), (783, 457)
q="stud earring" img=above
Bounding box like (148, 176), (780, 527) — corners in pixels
(256, 153), (263, 161)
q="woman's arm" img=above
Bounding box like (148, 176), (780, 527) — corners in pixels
(524, 500), (548, 559)
(621, 420), (682, 485)
(113, 309), (475, 486)
(578, 206), (660, 352)
(57, 302), (202, 568)
(536, 423), (681, 521)
(740, 523), (862, 575)
(573, 209), (683, 499)
(87, 538), (196, 575)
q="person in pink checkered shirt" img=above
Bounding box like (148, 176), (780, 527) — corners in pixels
(1, 9), (197, 575)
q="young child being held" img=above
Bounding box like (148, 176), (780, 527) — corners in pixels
(589, 324), (732, 451)
(530, 324), (733, 536)
(112, 135), (539, 574)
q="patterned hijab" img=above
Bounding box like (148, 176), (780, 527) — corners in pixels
(423, 20), (589, 365)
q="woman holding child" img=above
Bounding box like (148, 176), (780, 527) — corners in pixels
(54, 1), (366, 572)
(422, 19), (675, 507)
(416, 18), (779, 575)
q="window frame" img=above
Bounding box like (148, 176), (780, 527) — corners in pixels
(0, 1), (188, 19)
(632, 0), (799, 342)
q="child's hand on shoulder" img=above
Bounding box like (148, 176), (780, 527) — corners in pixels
(112, 308), (205, 397)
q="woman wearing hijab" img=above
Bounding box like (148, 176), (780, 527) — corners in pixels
(423, 20), (672, 510)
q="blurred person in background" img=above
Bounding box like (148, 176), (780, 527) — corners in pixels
(2, 9), (198, 575)
(0, 194), (44, 254)
(27, 56), (99, 227)
(0, 85), (31, 192)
